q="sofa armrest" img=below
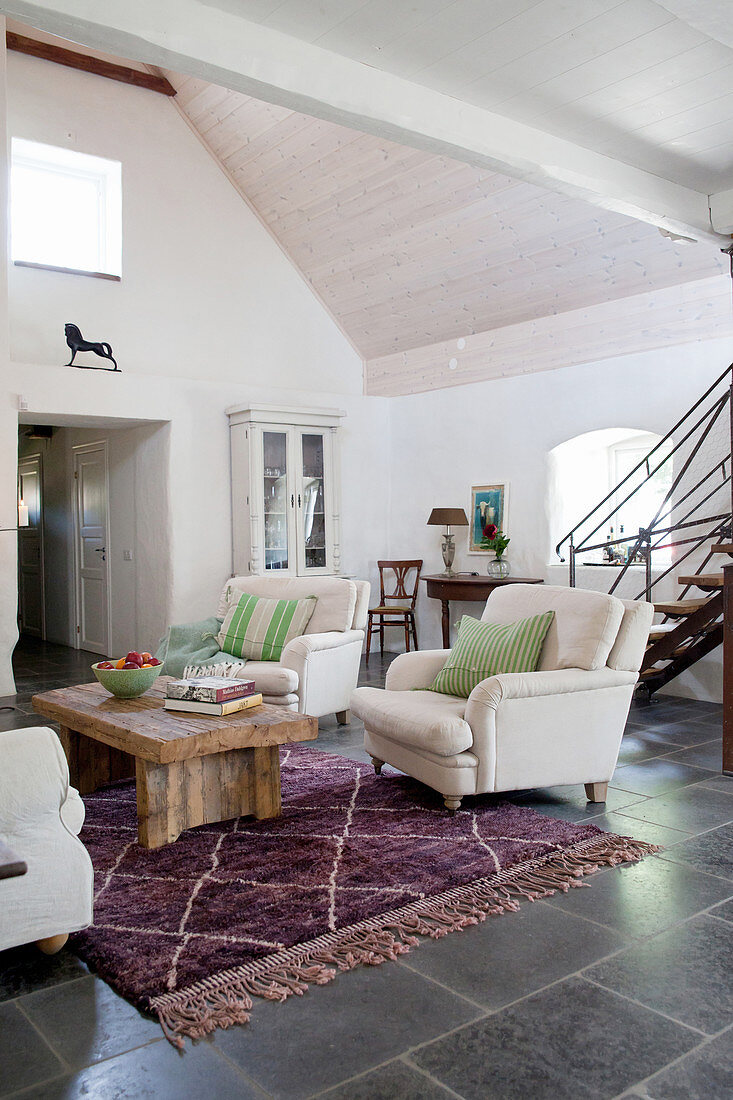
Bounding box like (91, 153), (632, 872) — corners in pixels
(384, 649), (450, 691)
(281, 629), (364, 664)
(466, 666), (638, 714)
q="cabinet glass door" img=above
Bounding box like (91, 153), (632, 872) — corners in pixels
(301, 433), (327, 571)
(262, 431), (289, 571)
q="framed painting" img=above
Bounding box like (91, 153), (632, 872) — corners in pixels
(468, 484), (507, 553)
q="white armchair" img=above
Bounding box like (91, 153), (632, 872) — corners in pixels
(0, 727), (93, 953)
(216, 575), (370, 721)
(351, 585), (653, 811)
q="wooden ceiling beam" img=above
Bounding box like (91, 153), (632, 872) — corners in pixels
(6, 31), (176, 96)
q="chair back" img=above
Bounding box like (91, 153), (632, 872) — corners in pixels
(377, 560), (422, 609)
(482, 584), (632, 672)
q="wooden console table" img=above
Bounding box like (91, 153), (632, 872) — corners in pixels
(423, 574), (544, 647)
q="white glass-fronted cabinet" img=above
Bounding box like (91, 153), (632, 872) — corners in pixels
(227, 405), (344, 577)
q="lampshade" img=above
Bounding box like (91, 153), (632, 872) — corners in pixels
(427, 508), (468, 527)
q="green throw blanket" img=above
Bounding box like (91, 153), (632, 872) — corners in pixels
(155, 617), (225, 678)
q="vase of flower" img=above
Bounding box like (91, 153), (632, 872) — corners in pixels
(487, 554), (510, 578)
(480, 523), (511, 578)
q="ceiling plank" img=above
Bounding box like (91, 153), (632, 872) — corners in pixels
(5, 0), (726, 243)
(5, 30), (176, 94)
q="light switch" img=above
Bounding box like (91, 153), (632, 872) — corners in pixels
(123, 549), (133, 561)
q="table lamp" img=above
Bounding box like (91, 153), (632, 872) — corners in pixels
(427, 507), (469, 577)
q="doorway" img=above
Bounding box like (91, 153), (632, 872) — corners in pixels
(17, 453), (45, 637)
(73, 441), (111, 655)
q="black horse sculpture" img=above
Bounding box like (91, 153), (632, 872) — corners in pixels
(65, 323), (119, 371)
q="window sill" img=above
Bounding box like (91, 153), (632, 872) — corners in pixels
(14, 260), (120, 281)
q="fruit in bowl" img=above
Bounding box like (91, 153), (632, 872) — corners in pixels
(92, 649), (164, 699)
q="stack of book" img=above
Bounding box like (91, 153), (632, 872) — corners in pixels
(164, 676), (262, 716)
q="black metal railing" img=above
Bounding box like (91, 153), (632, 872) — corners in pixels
(555, 362), (733, 602)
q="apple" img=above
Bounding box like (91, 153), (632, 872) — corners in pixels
(97, 661), (113, 669)
(126, 651), (143, 666)
(148, 657), (162, 666)
(122, 661), (139, 670)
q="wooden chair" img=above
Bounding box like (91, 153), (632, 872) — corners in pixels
(366, 560), (422, 664)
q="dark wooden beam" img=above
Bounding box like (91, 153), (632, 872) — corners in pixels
(6, 32), (177, 96)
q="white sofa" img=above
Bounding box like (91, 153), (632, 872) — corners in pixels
(351, 585), (654, 811)
(0, 727), (94, 953)
(216, 575), (370, 721)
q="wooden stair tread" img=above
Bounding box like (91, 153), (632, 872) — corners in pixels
(648, 623), (677, 639)
(653, 598), (711, 616)
(713, 543), (733, 554)
(677, 573), (724, 589)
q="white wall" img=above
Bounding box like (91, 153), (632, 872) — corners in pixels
(388, 339), (733, 701)
(0, 48), (392, 695)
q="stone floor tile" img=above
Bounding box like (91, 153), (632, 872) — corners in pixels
(582, 810), (691, 848)
(711, 898), (733, 923)
(657, 822), (733, 880)
(586, 915), (733, 1033)
(0, 944), (89, 1003)
(610, 759), (716, 796)
(507, 785), (647, 822)
(545, 855), (732, 938)
(623, 721), (722, 748)
(19, 975), (161, 1070)
(214, 955), (481, 1098)
(319, 1059), (456, 1099)
(665, 741), (726, 772)
(0, 1001), (64, 1097)
(616, 734), (675, 766)
(6, 1038), (260, 1100)
(400, 899), (624, 1009)
(620, 786), (733, 835)
(639, 1028), (733, 1100)
(412, 976), (699, 1100)
(697, 775), (733, 794)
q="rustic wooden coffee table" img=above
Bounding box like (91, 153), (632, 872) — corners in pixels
(32, 678), (318, 849)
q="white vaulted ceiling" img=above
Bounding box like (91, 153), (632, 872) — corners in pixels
(170, 73), (726, 362)
(198, 0), (733, 192)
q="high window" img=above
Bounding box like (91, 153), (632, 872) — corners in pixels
(11, 138), (121, 278)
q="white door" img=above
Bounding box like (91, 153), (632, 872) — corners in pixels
(17, 455), (45, 637)
(73, 442), (110, 654)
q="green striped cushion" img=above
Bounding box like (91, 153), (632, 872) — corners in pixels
(217, 593), (317, 662)
(428, 612), (554, 698)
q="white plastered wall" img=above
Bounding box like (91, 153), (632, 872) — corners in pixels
(0, 48), (391, 695)
(387, 339), (733, 701)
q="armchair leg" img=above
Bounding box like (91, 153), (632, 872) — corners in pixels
(36, 933), (69, 955)
(443, 796), (462, 814)
(584, 782), (608, 803)
(336, 709), (350, 725)
(370, 755), (384, 775)
(365, 616), (373, 665)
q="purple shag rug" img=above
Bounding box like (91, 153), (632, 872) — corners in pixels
(72, 744), (657, 1046)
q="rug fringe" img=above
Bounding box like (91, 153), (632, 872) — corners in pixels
(149, 832), (658, 1047)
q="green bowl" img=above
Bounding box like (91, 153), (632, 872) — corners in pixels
(92, 661), (163, 699)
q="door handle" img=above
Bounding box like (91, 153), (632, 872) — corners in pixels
(291, 494), (294, 507)
(298, 494), (302, 507)
(94, 547), (106, 553)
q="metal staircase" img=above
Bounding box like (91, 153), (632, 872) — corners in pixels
(555, 362), (733, 696)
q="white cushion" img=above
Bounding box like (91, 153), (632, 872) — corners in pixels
(607, 599), (655, 673)
(229, 660), (299, 697)
(482, 584), (625, 672)
(218, 576), (357, 634)
(351, 686), (472, 757)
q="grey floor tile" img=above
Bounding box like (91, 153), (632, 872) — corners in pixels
(320, 1059), (456, 1099)
(623, 721), (722, 748)
(412, 976), (698, 1100)
(657, 822), (733, 880)
(620, 785), (733, 835)
(639, 1028), (733, 1100)
(401, 899), (624, 1009)
(711, 898), (733, 923)
(508, 785), (647, 822)
(214, 955), (481, 1098)
(665, 741), (726, 772)
(697, 775), (733, 794)
(586, 915), (733, 1033)
(19, 975), (161, 1070)
(583, 810), (691, 849)
(617, 734), (674, 766)
(0, 1001), (63, 1097)
(7, 1038), (260, 1099)
(611, 759), (716, 797)
(0, 945), (89, 1003)
(545, 855), (732, 938)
